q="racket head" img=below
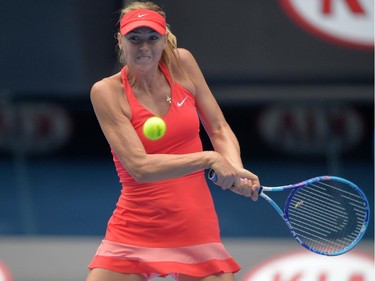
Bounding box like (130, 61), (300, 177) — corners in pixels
(284, 176), (370, 256)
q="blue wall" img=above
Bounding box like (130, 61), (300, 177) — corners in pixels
(1, 158), (373, 240)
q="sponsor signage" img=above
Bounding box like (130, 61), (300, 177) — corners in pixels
(0, 103), (72, 154)
(0, 260), (12, 281)
(280, 0), (374, 49)
(243, 250), (374, 281)
(258, 105), (364, 155)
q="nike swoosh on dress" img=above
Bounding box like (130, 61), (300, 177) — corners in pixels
(177, 97), (188, 107)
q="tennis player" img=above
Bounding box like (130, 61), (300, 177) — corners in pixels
(86, 1), (260, 281)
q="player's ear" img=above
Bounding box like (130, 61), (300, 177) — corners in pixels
(117, 33), (123, 49)
(161, 30), (168, 48)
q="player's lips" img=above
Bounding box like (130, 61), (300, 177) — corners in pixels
(137, 55), (151, 60)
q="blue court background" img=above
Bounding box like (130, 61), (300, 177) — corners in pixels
(0, 157), (373, 239)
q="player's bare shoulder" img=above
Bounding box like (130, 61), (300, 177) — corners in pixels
(91, 72), (122, 99)
(175, 48), (196, 70)
(172, 48), (196, 95)
(175, 48), (203, 82)
(90, 72), (129, 115)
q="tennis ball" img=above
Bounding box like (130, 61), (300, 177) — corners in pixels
(143, 116), (166, 141)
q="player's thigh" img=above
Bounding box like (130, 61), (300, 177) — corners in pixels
(86, 268), (147, 281)
(179, 272), (236, 281)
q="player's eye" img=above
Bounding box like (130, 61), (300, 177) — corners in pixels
(148, 35), (161, 43)
(126, 33), (161, 44)
(127, 35), (140, 43)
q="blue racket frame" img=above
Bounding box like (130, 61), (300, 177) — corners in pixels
(208, 171), (370, 256)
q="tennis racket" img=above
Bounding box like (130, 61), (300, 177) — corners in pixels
(208, 169), (370, 256)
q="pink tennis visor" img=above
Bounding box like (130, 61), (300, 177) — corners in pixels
(120, 9), (166, 35)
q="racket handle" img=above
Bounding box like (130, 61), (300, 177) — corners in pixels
(208, 169), (218, 182)
(208, 169), (263, 194)
(258, 185), (263, 194)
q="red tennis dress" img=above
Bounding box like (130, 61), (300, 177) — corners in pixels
(88, 63), (240, 279)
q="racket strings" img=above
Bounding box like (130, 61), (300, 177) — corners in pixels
(292, 195), (350, 235)
(286, 179), (368, 255)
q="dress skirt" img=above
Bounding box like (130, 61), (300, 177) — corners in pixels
(88, 171), (240, 279)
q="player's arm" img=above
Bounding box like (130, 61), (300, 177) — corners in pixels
(177, 49), (242, 167)
(178, 48), (259, 195)
(90, 78), (224, 182)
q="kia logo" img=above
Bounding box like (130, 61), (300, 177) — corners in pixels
(280, 0), (374, 50)
(0, 103), (72, 154)
(0, 260), (12, 281)
(242, 250), (373, 281)
(258, 105), (364, 155)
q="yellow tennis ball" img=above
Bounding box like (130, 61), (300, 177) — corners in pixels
(143, 116), (166, 141)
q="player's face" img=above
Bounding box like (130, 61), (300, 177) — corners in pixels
(122, 27), (166, 70)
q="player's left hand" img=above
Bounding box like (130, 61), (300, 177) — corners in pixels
(231, 170), (260, 201)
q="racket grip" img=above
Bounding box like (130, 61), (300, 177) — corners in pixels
(208, 169), (263, 194)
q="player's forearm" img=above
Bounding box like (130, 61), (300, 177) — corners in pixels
(126, 151), (219, 182)
(210, 126), (244, 169)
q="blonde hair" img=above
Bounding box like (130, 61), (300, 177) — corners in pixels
(117, 1), (181, 76)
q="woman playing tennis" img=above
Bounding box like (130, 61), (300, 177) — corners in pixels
(86, 1), (260, 281)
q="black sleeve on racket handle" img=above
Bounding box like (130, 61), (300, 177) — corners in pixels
(208, 169), (263, 194)
(208, 169), (217, 182)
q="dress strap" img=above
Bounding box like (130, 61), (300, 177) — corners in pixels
(120, 66), (134, 102)
(120, 66), (141, 120)
(158, 63), (175, 88)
